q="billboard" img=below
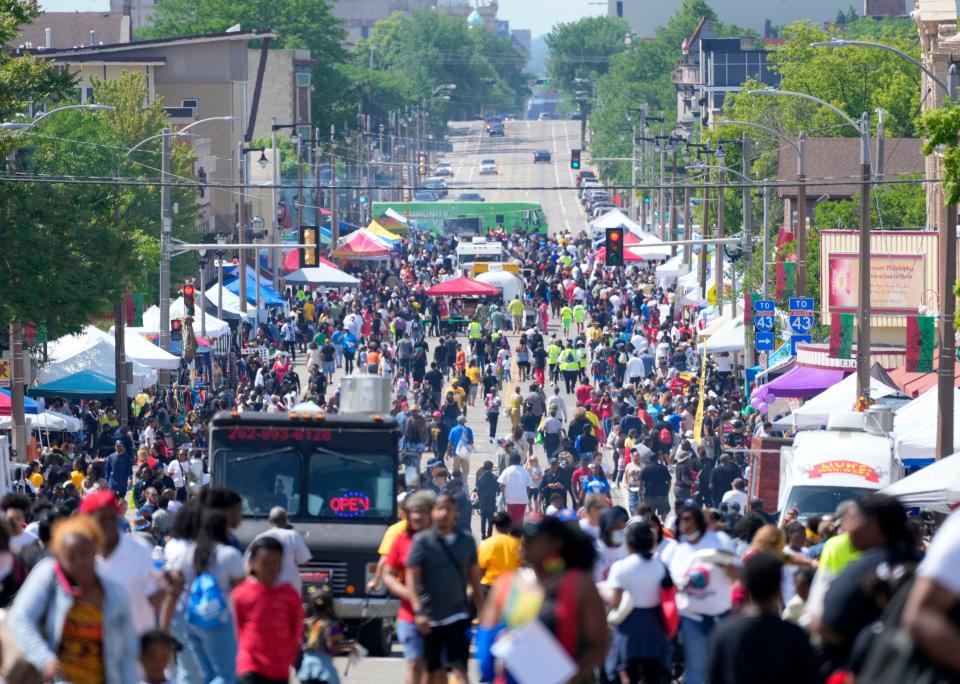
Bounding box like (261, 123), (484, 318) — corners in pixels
(827, 253), (924, 314)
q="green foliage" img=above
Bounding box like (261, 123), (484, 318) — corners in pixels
(544, 15), (631, 96)
(0, 71), (201, 337)
(141, 0), (348, 130)
(916, 102), (960, 204)
(358, 10), (529, 120)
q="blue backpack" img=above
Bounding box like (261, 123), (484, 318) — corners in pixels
(186, 571), (228, 629)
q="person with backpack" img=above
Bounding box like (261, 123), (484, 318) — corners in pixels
(165, 508), (244, 684)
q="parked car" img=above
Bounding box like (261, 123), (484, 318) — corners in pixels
(538, 112), (551, 120)
(414, 190), (441, 201)
(570, 111), (582, 121)
(479, 162), (498, 175)
(533, 149), (551, 163)
(434, 166), (454, 177)
(457, 192), (485, 201)
(488, 123), (504, 136)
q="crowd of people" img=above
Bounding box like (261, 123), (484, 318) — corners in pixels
(2, 224), (959, 684)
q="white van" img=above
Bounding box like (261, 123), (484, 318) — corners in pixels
(777, 411), (903, 522)
(455, 237), (504, 266)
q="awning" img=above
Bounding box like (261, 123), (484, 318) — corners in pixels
(28, 370), (117, 399)
(0, 389), (40, 416)
(752, 365), (849, 403)
(882, 453), (960, 513)
(773, 372), (901, 430)
(425, 276), (499, 297)
(121, 329), (181, 371)
(0, 410), (82, 432)
(704, 319), (744, 353)
(284, 264), (360, 287)
(366, 221), (401, 243)
(223, 272), (285, 307)
(887, 357), (960, 397)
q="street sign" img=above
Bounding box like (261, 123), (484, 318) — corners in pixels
(755, 331), (775, 351)
(789, 297), (815, 335)
(754, 315), (775, 333)
(791, 334), (812, 356)
(754, 299), (775, 313)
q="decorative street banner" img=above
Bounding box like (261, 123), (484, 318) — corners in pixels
(827, 254), (924, 313)
(829, 312), (855, 359)
(743, 292), (759, 328)
(905, 315), (935, 373)
(125, 293), (144, 327)
(775, 261), (796, 301)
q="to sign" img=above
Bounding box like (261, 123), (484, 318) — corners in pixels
(754, 299), (775, 313)
(789, 297), (815, 334)
(330, 491), (371, 518)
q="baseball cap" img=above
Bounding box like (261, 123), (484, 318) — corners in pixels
(79, 490), (122, 515)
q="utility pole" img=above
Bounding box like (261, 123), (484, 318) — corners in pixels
(330, 125), (339, 255)
(856, 112), (872, 399)
(669, 149), (678, 256)
(296, 136), (305, 241)
(682, 185), (692, 267)
(796, 134), (807, 295)
(762, 182), (770, 299)
(700, 167), (709, 299)
(658, 143), (666, 241)
(314, 127), (321, 228)
(630, 124), (638, 221)
(8, 322), (25, 458)
(716, 167), (725, 314)
(114, 157), (127, 426)
(742, 133), (752, 267)
(159, 129), (173, 364)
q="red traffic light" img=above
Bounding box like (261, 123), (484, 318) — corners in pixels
(183, 284), (195, 297)
(609, 232), (620, 241)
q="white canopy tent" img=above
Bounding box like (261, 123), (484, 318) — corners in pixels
(40, 326), (157, 393)
(284, 264), (360, 287)
(0, 410), (82, 432)
(292, 401), (324, 412)
(203, 285), (260, 324)
(592, 209), (644, 234)
(134, 303), (232, 340)
(882, 454), (960, 513)
(773, 374), (901, 430)
(893, 387), (960, 461)
(703, 318), (745, 353)
(104, 328), (180, 371)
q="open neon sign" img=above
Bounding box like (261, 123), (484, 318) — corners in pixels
(330, 491), (371, 518)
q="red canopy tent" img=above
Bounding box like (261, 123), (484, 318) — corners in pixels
(595, 245), (644, 263)
(425, 277), (499, 297)
(333, 231), (390, 259)
(283, 248), (336, 272)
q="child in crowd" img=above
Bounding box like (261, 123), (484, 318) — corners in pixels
(138, 630), (180, 684)
(298, 584), (357, 684)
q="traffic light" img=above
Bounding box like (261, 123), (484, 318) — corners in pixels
(299, 225), (319, 268)
(643, 195), (650, 205)
(570, 149), (581, 170)
(605, 227), (624, 267)
(418, 152), (427, 177)
(359, 195), (368, 205)
(182, 283), (195, 317)
(171, 319), (182, 342)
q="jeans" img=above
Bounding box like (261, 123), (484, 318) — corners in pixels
(185, 616), (238, 684)
(480, 509), (495, 539)
(171, 611), (203, 684)
(680, 614), (725, 684)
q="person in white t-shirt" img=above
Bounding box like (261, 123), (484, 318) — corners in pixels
(248, 507), (311, 593)
(498, 453), (533, 527)
(903, 508), (960, 674)
(83, 490), (161, 635)
(662, 505), (738, 684)
(165, 447), (190, 500)
(720, 479), (748, 513)
(1, 494), (38, 554)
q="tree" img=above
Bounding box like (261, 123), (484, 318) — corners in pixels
(0, 71), (201, 338)
(141, 0), (348, 130)
(545, 16), (631, 97)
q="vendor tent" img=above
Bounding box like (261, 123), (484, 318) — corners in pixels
(425, 277), (499, 297)
(0, 410), (81, 432)
(285, 263), (360, 287)
(893, 387), (960, 462)
(39, 326), (157, 392)
(752, 365), (849, 404)
(366, 221), (402, 243)
(773, 373), (901, 430)
(203, 285), (259, 323)
(137, 303), (231, 340)
(334, 231), (391, 259)
(595, 245), (644, 263)
(0, 389), (40, 416)
(223, 272), (285, 307)
(28, 370), (116, 399)
(592, 209), (644, 234)
(704, 318), (744, 353)
(121, 329), (180, 371)
(474, 270), (524, 303)
(882, 454), (960, 513)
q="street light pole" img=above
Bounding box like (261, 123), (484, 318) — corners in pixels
(159, 129), (172, 363)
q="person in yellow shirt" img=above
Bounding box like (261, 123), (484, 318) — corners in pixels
(367, 493), (409, 592)
(27, 462), (43, 491)
(477, 512), (521, 592)
(466, 361), (482, 407)
(446, 380), (466, 411)
(303, 298), (315, 325)
(69, 462), (85, 492)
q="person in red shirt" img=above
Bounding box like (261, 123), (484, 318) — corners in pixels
(383, 490), (435, 684)
(636, 400), (655, 431)
(232, 537), (304, 684)
(574, 381), (593, 407)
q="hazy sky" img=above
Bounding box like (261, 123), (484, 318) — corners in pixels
(498, 0), (602, 38)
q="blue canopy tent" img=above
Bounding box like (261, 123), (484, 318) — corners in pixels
(322, 220), (359, 237)
(222, 272), (285, 307)
(27, 370), (116, 399)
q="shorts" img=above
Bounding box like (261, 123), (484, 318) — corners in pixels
(423, 619), (471, 672)
(396, 619), (425, 661)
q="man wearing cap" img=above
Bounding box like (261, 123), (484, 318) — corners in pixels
(105, 439), (133, 501)
(85, 490), (163, 635)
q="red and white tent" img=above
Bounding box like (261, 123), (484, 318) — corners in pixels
(425, 277), (499, 297)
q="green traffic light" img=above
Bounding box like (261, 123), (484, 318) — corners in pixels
(359, 196), (368, 204)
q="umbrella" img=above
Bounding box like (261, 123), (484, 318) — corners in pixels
(0, 389), (40, 416)
(425, 277), (500, 297)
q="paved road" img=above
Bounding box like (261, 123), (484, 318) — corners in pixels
(443, 118), (588, 235)
(295, 120), (610, 679)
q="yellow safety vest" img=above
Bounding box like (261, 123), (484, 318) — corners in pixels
(467, 321), (481, 339)
(560, 349), (579, 372)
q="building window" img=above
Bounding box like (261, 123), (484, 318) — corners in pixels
(181, 98), (199, 116)
(616, 1), (623, 18)
(361, 26), (369, 39)
(296, 72), (311, 88)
